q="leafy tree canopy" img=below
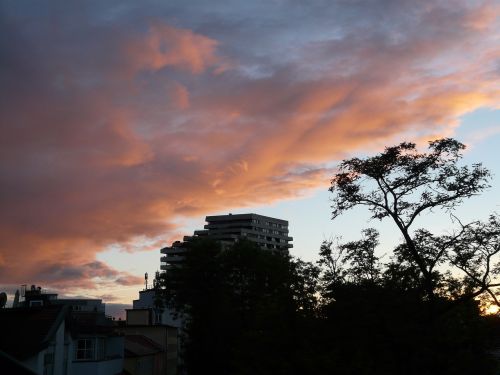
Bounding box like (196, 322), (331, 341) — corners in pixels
(162, 238), (320, 375)
(329, 138), (500, 313)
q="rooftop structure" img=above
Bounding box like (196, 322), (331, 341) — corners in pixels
(0, 304), (69, 362)
(19, 285), (105, 313)
(115, 308), (179, 374)
(0, 290), (124, 375)
(132, 287), (181, 328)
(161, 213), (293, 271)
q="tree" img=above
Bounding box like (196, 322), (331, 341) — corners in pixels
(162, 238), (320, 375)
(318, 140), (499, 374)
(329, 138), (500, 313)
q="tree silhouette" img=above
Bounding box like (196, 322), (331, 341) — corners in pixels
(323, 138), (499, 374)
(162, 238), (320, 375)
(157, 138), (500, 375)
(329, 138), (499, 313)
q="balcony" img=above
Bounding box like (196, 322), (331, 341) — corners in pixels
(164, 255), (185, 263)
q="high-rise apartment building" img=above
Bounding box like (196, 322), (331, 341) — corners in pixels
(160, 213), (293, 271)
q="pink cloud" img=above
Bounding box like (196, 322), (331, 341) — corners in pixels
(127, 23), (221, 74)
(0, 1), (499, 296)
(170, 81), (190, 110)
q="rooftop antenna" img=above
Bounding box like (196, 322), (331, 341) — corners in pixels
(0, 292), (7, 309)
(153, 271), (160, 289)
(145, 272), (148, 290)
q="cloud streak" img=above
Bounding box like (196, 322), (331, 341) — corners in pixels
(0, 0), (499, 297)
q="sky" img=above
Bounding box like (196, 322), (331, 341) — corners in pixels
(1, 0), (499, 314)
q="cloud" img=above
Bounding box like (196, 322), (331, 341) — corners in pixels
(126, 22), (222, 74)
(96, 294), (120, 302)
(0, 0), (499, 298)
(23, 261), (144, 290)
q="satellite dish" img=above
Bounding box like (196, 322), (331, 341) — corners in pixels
(0, 292), (7, 308)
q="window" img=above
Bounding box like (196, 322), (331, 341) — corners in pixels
(75, 339), (94, 360)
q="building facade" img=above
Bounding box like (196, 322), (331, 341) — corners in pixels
(160, 213), (293, 271)
(116, 308), (178, 375)
(0, 286), (124, 375)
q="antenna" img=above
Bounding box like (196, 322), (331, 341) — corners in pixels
(145, 272), (148, 290)
(153, 271), (160, 289)
(0, 292), (7, 308)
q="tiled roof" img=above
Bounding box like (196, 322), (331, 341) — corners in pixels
(68, 311), (116, 336)
(124, 334), (163, 357)
(0, 305), (68, 359)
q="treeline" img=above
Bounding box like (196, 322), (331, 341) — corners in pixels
(161, 139), (500, 375)
(162, 238), (497, 375)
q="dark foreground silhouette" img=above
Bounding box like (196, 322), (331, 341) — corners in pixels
(160, 139), (500, 375)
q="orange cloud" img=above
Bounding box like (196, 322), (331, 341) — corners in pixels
(0, 1), (499, 299)
(170, 81), (190, 110)
(127, 23), (221, 74)
(462, 1), (500, 31)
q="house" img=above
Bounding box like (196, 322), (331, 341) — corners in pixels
(116, 308), (178, 375)
(0, 304), (70, 375)
(132, 287), (181, 328)
(123, 334), (163, 375)
(68, 307), (124, 375)
(0, 286), (124, 375)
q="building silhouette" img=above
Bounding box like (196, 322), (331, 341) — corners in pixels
(161, 213), (293, 271)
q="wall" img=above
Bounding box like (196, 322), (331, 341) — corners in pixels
(71, 357), (123, 375)
(132, 290), (181, 328)
(71, 335), (123, 375)
(124, 355), (156, 375)
(118, 326), (177, 374)
(127, 310), (151, 325)
(22, 320), (66, 375)
(133, 290), (155, 309)
(53, 321), (65, 375)
(23, 352), (43, 374)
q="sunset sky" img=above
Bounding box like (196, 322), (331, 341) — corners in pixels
(1, 1), (499, 314)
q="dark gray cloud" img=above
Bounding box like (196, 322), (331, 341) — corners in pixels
(0, 0), (498, 298)
(27, 261), (143, 290)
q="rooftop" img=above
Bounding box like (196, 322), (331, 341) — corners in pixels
(0, 305), (69, 359)
(124, 335), (163, 357)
